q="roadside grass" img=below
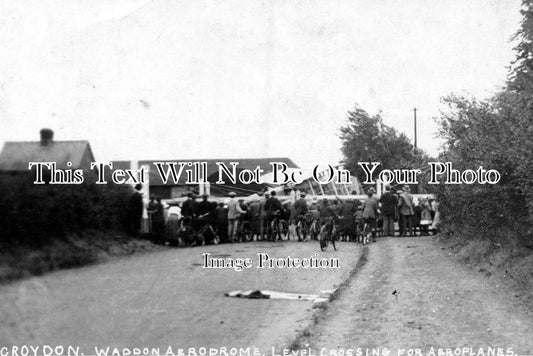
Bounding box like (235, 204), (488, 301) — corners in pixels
(439, 230), (533, 301)
(0, 232), (163, 285)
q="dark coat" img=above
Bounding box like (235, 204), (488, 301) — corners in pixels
(380, 191), (397, 216)
(265, 197), (283, 218)
(294, 198), (308, 216)
(181, 198), (197, 217)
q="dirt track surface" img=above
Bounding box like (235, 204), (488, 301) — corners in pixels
(0, 240), (360, 352)
(1, 237), (532, 355)
(299, 236), (533, 354)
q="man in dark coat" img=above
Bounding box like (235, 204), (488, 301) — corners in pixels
(379, 185), (397, 237)
(215, 202), (228, 242)
(294, 192), (308, 217)
(265, 191), (284, 240)
(128, 183), (144, 237)
(195, 193), (216, 231)
(258, 192), (270, 241)
(181, 193), (197, 219)
(398, 185), (415, 237)
(196, 194), (216, 222)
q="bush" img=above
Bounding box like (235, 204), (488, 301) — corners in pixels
(434, 95), (533, 249)
(0, 173), (132, 248)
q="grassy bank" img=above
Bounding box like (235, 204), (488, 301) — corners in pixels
(0, 232), (163, 284)
(439, 232), (533, 305)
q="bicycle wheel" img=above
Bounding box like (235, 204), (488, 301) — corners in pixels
(271, 220), (279, 241)
(311, 221), (319, 240)
(242, 222), (253, 242)
(282, 220), (289, 239)
(319, 225), (329, 251)
(301, 220), (308, 241)
(296, 221), (304, 241)
(208, 226), (220, 245)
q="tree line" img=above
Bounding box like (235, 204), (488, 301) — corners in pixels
(339, 0), (533, 248)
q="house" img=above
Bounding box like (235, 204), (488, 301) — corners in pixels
(0, 129), (95, 177)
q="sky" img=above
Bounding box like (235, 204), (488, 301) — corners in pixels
(0, 0), (523, 170)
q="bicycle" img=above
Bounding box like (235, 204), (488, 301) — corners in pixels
(308, 218), (320, 240)
(269, 210), (284, 241)
(358, 219), (375, 245)
(177, 213), (219, 247)
(295, 215), (309, 241)
(237, 219), (253, 242)
(319, 217), (340, 251)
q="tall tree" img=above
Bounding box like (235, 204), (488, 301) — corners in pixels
(510, 0), (533, 92)
(339, 105), (429, 186)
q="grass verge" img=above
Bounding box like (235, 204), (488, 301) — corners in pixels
(0, 232), (163, 285)
(439, 232), (533, 307)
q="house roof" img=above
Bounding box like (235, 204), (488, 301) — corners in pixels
(112, 157), (299, 186)
(0, 141), (95, 171)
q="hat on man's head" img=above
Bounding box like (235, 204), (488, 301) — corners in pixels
(228, 192), (237, 197)
(397, 189), (403, 194)
(367, 187), (376, 194)
(403, 185), (411, 192)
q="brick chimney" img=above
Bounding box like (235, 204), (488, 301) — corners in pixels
(40, 128), (54, 146)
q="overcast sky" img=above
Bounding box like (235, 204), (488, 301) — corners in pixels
(0, 0), (522, 170)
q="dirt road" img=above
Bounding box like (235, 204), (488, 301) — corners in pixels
(0, 240), (360, 352)
(1, 237), (532, 355)
(297, 236), (533, 354)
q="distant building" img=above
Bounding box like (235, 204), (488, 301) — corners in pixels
(0, 128), (95, 175)
(112, 158), (299, 199)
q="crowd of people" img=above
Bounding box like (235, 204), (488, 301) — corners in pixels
(127, 184), (440, 247)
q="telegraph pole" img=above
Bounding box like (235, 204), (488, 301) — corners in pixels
(413, 108), (417, 150)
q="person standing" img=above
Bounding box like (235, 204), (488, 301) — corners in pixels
(215, 202), (228, 242)
(258, 192), (270, 241)
(398, 185), (415, 237)
(379, 186), (397, 237)
(147, 194), (157, 235)
(196, 194), (216, 222)
(361, 187), (379, 242)
(265, 191), (284, 241)
(248, 198), (261, 240)
(227, 192), (245, 243)
(395, 189), (404, 236)
(181, 192), (197, 219)
(196, 193), (217, 239)
(293, 192), (309, 241)
(128, 183), (144, 237)
(165, 204), (181, 244)
(152, 196), (166, 242)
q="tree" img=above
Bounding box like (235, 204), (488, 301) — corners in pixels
(431, 1), (533, 247)
(509, 0), (533, 92)
(434, 95), (530, 240)
(339, 105), (430, 187)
